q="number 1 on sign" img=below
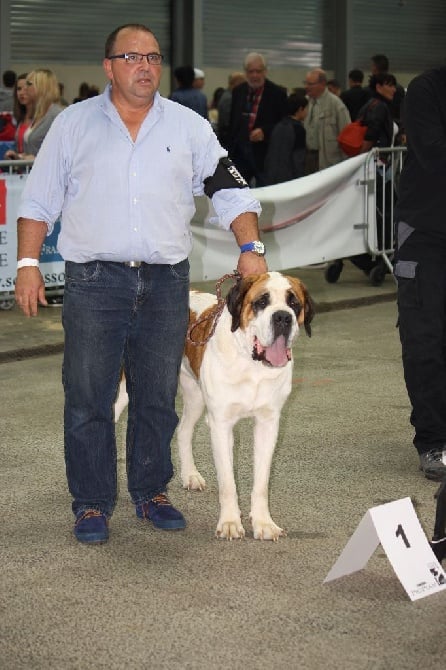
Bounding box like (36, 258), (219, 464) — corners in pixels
(396, 523), (411, 548)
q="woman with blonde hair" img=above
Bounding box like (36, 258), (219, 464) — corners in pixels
(6, 68), (63, 160)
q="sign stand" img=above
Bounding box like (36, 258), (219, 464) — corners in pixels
(324, 497), (446, 601)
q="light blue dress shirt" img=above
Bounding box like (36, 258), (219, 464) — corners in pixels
(18, 84), (261, 264)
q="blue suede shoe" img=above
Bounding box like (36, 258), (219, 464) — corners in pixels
(136, 493), (186, 530)
(74, 509), (109, 544)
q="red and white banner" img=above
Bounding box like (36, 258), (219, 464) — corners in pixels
(190, 153), (374, 281)
(0, 174), (65, 296)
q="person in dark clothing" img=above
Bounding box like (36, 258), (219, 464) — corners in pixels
(394, 67), (446, 481)
(170, 65), (208, 119)
(228, 52), (288, 186)
(365, 54), (406, 136)
(326, 72), (397, 285)
(341, 69), (370, 120)
(264, 93), (308, 185)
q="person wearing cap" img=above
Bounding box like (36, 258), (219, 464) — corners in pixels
(171, 65), (208, 119)
(193, 68), (205, 90)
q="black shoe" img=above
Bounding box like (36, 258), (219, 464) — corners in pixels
(369, 264), (386, 286)
(419, 449), (446, 481)
(324, 260), (343, 284)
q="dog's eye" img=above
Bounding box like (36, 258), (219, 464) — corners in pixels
(287, 292), (302, 314)
(252, 293), (269, 313)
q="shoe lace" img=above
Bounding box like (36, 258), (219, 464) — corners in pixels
(151, 493), (171, 506)
(76, 509), (104, 524)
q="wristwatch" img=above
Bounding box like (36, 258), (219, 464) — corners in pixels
(239, 241), (265, 256)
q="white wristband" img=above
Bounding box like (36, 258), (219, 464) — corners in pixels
(17, 257), (40, 270)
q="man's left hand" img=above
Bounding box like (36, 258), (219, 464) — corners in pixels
(237, 252), (267, 277)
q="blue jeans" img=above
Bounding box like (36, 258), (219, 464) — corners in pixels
(62, 260), (190, 517)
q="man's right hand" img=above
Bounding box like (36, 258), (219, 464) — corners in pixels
(15, 267), (48, 316)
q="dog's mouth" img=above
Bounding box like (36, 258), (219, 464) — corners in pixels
(252, 335), (291, 367)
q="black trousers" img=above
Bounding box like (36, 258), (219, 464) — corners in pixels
(395, 225), (446, 454)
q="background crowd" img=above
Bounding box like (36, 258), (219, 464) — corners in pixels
(1, 51), (404, 175)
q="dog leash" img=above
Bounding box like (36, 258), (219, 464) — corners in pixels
(187, 270), (241, 346)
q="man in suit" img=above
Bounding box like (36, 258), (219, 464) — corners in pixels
(228, 53), (287, 186)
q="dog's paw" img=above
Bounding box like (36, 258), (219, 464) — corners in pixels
(216, 519), (245, 540)
(182, 471), (206, 491)
(251, 518), (286, 541)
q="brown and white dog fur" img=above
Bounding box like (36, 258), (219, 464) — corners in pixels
(114, 271), (314, 541)
(178, 271), (314, 540)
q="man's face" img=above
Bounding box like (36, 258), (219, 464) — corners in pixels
(103, 27), (162, 107)
(245, 59), (266, 89)
(304, 73), (325, 99)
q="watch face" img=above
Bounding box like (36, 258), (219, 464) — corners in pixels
(253, 241), (265, 255)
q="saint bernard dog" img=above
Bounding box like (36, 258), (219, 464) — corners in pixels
(178, 271), (314, 540)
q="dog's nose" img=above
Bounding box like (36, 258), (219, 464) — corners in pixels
(273, 310), (292, 336)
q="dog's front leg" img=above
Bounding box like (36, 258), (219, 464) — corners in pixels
(209, 417), (245, 539)
(250, 415), (286, 541)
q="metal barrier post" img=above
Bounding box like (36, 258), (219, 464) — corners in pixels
(364, 146), (406, 275)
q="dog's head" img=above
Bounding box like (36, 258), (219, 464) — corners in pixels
(226, 271), (315, 367)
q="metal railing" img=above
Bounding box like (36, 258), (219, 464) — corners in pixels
(363, 146), (407, 274)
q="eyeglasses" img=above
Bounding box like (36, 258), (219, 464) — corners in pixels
(303, 81), (318, 86)
(108, 52), (163, 66)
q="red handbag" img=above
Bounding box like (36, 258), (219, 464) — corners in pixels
(337, 99), (379, 157)
(337, 120), (367, 157)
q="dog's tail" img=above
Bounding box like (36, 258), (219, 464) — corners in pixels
(430, 480), (446, 563)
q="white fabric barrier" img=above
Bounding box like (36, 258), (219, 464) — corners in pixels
(190, 153), (374, 281)
(0, 153), (373, 293)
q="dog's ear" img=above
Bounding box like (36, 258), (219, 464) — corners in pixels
(302, 286), (315, 337)
(288, 277), (315, 337)
(226, 276), (255, 332)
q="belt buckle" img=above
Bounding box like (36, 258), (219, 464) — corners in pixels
(125, 261), (142, 268)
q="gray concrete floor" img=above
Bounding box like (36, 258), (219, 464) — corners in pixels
(1, 263), (444, 669)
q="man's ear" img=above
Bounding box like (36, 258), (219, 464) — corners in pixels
(103, 58), (113, 82)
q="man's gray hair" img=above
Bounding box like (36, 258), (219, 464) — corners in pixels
(244, 52), (267, 70)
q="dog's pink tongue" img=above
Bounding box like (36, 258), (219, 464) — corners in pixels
(265, 335), (290, 367)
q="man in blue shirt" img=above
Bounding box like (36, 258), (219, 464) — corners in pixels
(14, 23), (266, 544)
